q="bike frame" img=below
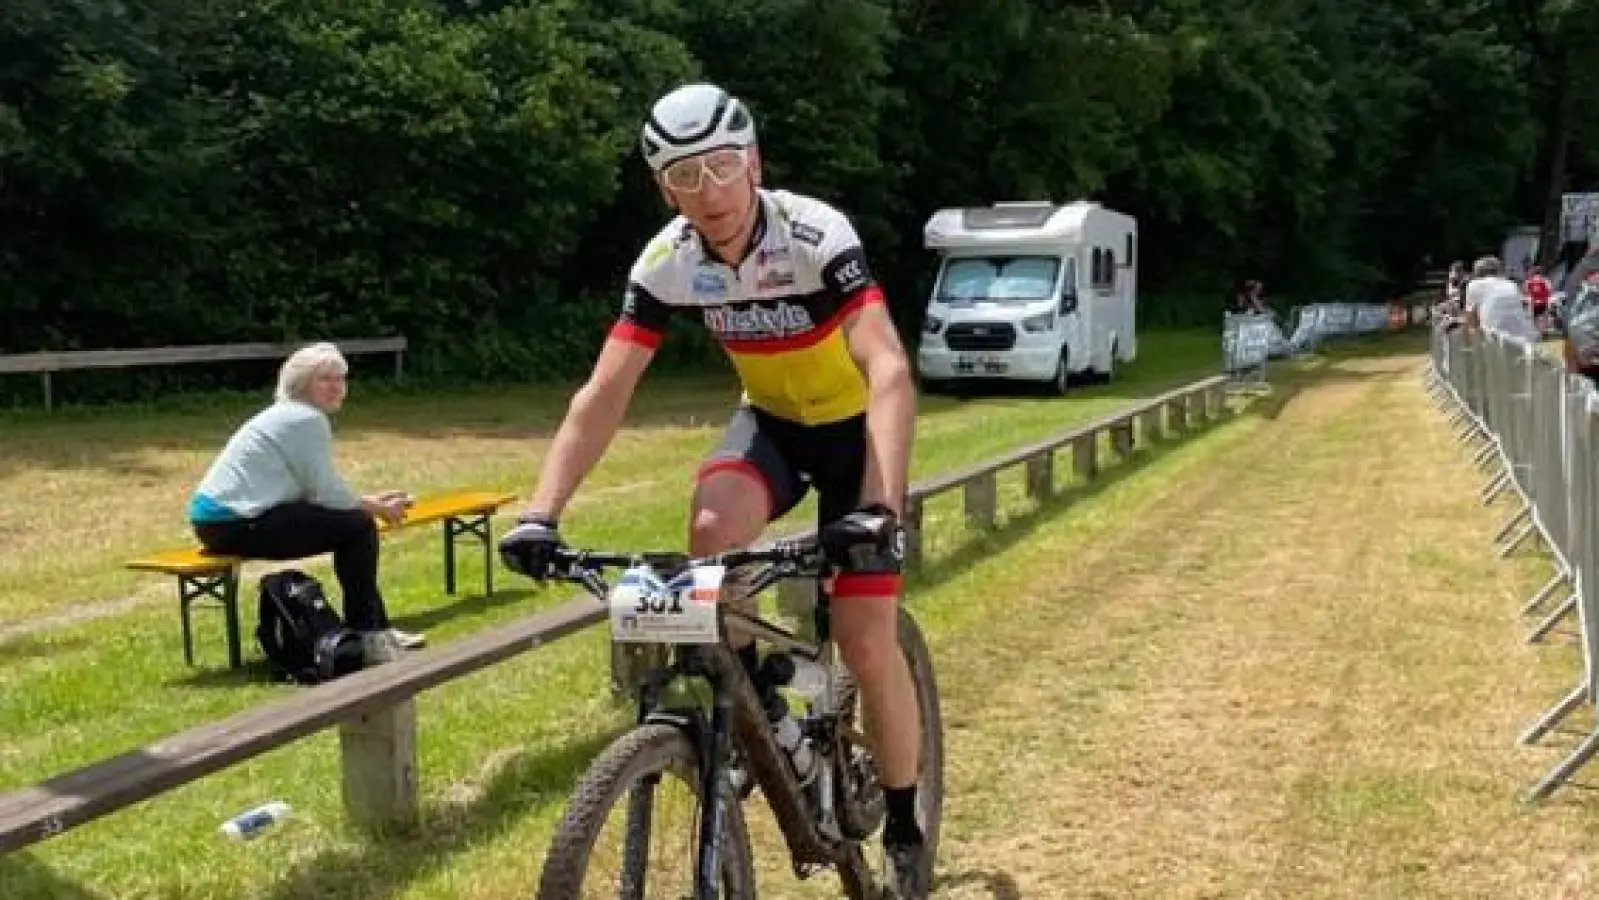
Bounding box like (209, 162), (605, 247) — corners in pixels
(568, 548), (853, 899)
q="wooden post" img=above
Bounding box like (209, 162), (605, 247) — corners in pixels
(1166, 398), (1189, 434)
(903, 497), (925, 569)
(1139, 407), (1163, 444)
(1207, 383), (1228, 418)
(1111, 421), (1135, 460)
(964, 473), (997, 528)
(42, 372), (52, 412)
(1025, 451), (1053, 500)
(1073, 432), (1098, 482)
(777, 577), (818, 642)
(340, 700), (419, 833)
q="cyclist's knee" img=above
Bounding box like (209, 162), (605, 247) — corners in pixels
(833, 609), (902, 682)
(688, 485), (766, 555)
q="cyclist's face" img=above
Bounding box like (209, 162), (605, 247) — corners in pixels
(659, 146), (761, 252)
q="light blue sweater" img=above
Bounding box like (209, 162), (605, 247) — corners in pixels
(189, 400), (362, 523)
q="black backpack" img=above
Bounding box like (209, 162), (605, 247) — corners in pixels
(256, 570), (366, 684)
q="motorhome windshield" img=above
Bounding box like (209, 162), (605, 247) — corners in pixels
(936, 256), (1060, 306)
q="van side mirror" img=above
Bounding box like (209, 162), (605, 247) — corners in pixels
(1059, 287), (1078, 315)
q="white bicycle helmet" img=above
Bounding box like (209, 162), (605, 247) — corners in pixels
(640, 83), (757, 172)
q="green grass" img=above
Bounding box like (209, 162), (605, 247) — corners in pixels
(17, 329), (1578, 899)
(0, 330), (1223, 897)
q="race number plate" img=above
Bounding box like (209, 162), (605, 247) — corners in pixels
(608, 564), (724, 645)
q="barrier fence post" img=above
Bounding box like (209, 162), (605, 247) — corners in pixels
(339, 700), (420, 832)
(1025, 451), (1053, 500)
(1072, 433), (1097, 483)
(964, 473), (998, 529)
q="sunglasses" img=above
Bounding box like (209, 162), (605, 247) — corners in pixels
(661, 148), (751, 193)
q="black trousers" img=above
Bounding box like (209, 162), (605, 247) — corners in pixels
(194, 502), (389, 631)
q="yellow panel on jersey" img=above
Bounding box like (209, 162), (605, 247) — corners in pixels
(716, 286), (878, 425)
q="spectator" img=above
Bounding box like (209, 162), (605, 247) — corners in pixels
(1233, 279), (1268, 314)
(1562, 269), (1599, 384)
(1565, 237), (1599, 297)
(188, 342), (425, 662)
(1444, 261), (1468, 313)
(1465, 255), (1540, 343)
(1525, 265), (1554, 333)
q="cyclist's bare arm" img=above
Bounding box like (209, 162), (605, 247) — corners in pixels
(843, 298), (916, 516)
(525, 337), (656, 520)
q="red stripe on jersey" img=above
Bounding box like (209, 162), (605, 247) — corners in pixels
(720, 283), (885, 355)
(609, 322), (663, 349)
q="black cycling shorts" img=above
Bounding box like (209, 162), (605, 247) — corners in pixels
(698, 405), (901, 596)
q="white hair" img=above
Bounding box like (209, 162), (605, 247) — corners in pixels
(275, 342), (348, 403)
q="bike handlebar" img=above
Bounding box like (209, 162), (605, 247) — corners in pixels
(550, 539), (827, 598)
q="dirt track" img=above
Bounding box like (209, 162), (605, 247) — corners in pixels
(755, 348), (1599, 899)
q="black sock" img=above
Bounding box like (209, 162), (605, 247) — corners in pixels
(883, 784), (923, 844)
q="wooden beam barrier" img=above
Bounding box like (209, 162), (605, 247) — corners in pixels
(964, 472), (999, 528)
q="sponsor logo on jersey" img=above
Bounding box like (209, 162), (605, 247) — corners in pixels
(791, 221), (824, 246)
(756, 267), (796, 291)
(693, 268), (730, 297)
(703, 302), (816, 340)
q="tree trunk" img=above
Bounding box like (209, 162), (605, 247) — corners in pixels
(1539, 52), (1578, 268)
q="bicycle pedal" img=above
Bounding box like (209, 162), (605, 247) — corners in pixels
(727, 764), (757, 802)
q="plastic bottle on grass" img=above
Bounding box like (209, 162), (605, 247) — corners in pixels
(221, 801), (292, 841)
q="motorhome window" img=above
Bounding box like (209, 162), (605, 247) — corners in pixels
(936, 256), (1060, 305)
(1092, 247), (1115, 288)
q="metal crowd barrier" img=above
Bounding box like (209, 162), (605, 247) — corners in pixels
(1222, 311), (1275, 393)
(1426, 322), (1599, 801)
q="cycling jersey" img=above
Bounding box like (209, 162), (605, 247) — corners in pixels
(610, 188), (885, 426)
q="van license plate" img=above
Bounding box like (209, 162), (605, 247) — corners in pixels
(955, 354), (1008, 373)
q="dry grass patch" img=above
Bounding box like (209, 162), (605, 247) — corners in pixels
(911, 350), (1599, 899)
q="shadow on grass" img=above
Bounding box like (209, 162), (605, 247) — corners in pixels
(258, 728), (622, 900)
(165, 587), (544, 690)
(387, 587), (537, 635)
(902, 344), (1402, 591)
(905, 412), (1234, 592)
(933, 867), (1023, 900)
(0, 633), (90, 664)
(0, 853), (109, 900)
(1231, 350), (1400, 423)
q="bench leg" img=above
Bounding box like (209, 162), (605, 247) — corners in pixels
(179, 579), (196, 667)
(443, 521), (457, 596)
(444, 513), (496, 599)
(177, 568), (243, 669)
(223, 571), (243, 670)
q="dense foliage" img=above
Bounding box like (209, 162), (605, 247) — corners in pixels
(2, 0), (1597, 388)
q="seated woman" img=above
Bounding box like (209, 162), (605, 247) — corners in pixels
(188, 342), (425, 661)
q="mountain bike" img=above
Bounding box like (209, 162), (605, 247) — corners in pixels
(531, 538), (944, 899)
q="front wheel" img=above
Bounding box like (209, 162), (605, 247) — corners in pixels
(834, 607), (945, 899)
(536, 722), (757, 900)
(1051, 349), (1072, 396)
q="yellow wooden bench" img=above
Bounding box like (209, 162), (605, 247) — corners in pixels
(125, 489), (519, 669)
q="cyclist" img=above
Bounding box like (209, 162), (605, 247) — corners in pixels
(497, 82), (930, 897)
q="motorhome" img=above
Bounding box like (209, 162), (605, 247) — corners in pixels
(915, 200), (1138, 394)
